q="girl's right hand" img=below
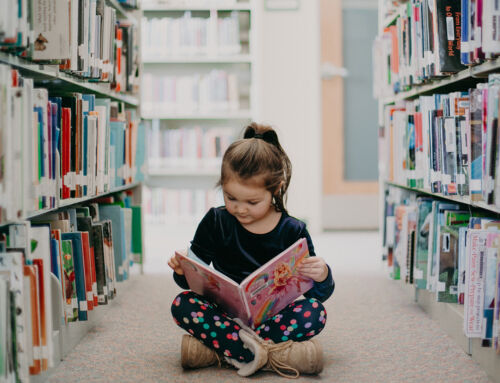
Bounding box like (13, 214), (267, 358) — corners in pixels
(167, 254), (184, 275)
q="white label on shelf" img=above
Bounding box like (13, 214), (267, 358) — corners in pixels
(442, 174), (452, 185)
(41, 345), (49, 356)
(436, 281), (446, 292)
(414, 269), (424, 279)
(92, 282), (97, 296)
(80, 301), (88, 311)
(456, 173), (466, 184)
(72, 298), (78, 309)
(461, 41), (470, 52)
(118, 265), (124, 275)
(446, 17), (455, 41)
(103, 285), (108, 295)
(32, 346), (42, 359)
(86, 292), (93, 302)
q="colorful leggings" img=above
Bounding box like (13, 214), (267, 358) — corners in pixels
(171, 291), (327, 363)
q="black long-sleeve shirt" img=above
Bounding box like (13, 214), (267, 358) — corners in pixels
(173, 207), (335, 302)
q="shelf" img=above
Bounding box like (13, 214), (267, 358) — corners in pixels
(141, 110), (253, 120)
(0, 182), (141, 228)
(393, 281), (500, 383)
(0, 52), (140, 107)
(385, 181), (500, 215)
(382, 57), (500, 105)
(142, 3), (253, 11)
(142, 54), (252, 64)
(107, 0), (139, 23)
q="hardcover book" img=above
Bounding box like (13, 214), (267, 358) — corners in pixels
(176, 238), (314, 328)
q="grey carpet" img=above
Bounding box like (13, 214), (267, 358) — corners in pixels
(46, 271), (492, 383)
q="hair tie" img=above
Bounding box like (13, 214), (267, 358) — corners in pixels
(253, 133), (264, 139)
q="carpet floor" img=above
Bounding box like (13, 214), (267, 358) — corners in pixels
(46, 232), (493, 383)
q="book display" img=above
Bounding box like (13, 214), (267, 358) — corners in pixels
(374, 0), (500, 381)
(0, 1), (145, 381)
(141, 0), (258, 225)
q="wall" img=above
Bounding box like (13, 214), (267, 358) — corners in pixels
(256, 0), (322, 234)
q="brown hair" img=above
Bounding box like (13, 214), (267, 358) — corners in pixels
(218, 122), (292, 212)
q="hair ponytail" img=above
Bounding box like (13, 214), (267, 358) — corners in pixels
(219, 122), (292, 212)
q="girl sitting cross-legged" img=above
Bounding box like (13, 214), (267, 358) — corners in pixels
(168, 122), (335, 378)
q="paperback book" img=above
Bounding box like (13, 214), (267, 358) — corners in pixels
(176, 238), (314, 328)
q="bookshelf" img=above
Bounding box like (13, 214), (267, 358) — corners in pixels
(375, 1), (500, 382)
(141, 0), (258, 225)
(0, 0), (145, 381)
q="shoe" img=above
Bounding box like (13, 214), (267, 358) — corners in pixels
(224, 329), (269, 377)
(264, 338), (324, 378)
(181, 334), (221, 369)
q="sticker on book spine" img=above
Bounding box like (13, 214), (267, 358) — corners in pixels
(446, 17), (455, 41)
(80, 301), (88, 311)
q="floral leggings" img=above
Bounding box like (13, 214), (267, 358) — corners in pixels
(171, 291), (327, 363)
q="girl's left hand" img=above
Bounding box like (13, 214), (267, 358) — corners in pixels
(298, 257), (329, 282)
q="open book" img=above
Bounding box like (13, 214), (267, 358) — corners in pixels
(176, 238), (314, 328)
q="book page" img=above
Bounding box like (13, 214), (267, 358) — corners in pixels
(240, 238), (314, 327)
(176, 250), (249, 321)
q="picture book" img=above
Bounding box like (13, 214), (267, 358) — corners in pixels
(176, 238), (314, 328)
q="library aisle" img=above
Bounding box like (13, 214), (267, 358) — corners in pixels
(47, 231), (491, 383)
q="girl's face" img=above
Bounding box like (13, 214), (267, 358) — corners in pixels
(222, 177), (274, 227)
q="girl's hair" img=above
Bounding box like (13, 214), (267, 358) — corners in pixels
(218, 122), (292, 212)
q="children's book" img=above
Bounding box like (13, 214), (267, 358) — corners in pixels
(176, 238), (314, 328)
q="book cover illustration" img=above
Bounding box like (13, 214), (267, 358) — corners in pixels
(61, 240), (78, 322)
(177, 238), (314, 327)
(482, 231), (499, 346)
(414, 198), (433, 290)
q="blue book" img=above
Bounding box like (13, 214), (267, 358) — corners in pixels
(110, 121), (126, 187)
(50, 238), (60, 280)
(135, 122), (145, 182)
(99, 205), (127, 282)
(61, 232), (88, 321)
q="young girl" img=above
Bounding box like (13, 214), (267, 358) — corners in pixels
(168, 123), (335, 378)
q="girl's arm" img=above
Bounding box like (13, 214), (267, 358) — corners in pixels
(297, 228), (335, 302)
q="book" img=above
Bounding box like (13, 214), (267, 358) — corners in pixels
(176, 238), (314, 328)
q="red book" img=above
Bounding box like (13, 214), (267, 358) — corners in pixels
(81, 232), (94, 311)
(61, 108), (71, 199)
(87, 233), (98, 307)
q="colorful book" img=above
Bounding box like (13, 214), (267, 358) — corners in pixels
(61, 233), (88, 321)
(176, 238), (314, 328)
(414, 198), (433, 289)
(61, 240), (78, 322)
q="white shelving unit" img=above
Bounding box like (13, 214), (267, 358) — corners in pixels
(141, 0), (259, 224)
(375, 1), (500, 382)
(0, 2), (145, 381)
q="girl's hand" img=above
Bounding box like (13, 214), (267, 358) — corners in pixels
(167, 254), (184, 275)
(298, 257), (329, 282)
